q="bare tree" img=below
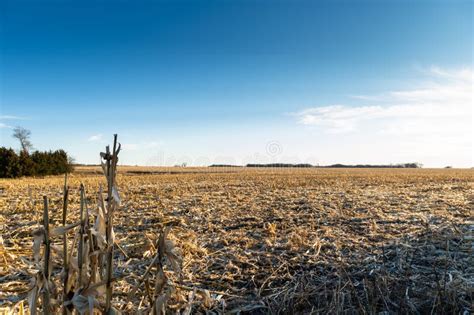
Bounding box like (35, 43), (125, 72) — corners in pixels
(12, 126), (33, 154)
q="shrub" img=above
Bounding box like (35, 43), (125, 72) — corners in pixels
(0, 147), (21, 178)
(19, 150), (36, 176)
(0, 147), (73, 178)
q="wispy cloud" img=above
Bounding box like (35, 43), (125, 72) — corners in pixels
(0, 115), (28, 120)
(0, 114), (28, 129)
(427, 66), (472, 82)
(295, 67), (473, 136)
(88, 134), (103, 142)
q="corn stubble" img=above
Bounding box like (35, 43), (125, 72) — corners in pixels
(0, 159), (473, 313)
(1, 135), (182, 314)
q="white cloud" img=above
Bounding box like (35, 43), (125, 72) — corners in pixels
(0, 115), (27, 129)
(428, 66), (472, 82)
(297, 105), (384, 133)
(0, 114), (27, 129)
(296, 67), (472, 134)
(88, 134), (103, 142)
(294, 66), (473, 167)
(0, 115), (27, 120)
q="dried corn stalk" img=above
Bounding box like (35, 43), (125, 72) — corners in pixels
(22, 134), (188, 314)
(100, 134), (121, 312)
(24, 136), (123, 314)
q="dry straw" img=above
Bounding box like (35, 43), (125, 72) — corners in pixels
(21, 134), (183, 314)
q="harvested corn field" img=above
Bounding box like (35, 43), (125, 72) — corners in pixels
(1, 168), (473, 313)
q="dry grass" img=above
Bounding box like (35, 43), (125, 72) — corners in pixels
(0, 168), (473, 313)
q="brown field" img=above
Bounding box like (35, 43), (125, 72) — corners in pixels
(1, 167), (473, 313)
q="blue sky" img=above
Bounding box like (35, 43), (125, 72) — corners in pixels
(0, 0), (472, 166)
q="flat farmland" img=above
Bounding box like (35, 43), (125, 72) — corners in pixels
(1, 168), (473, 313)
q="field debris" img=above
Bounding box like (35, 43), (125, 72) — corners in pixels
(0, 165), (473, 313)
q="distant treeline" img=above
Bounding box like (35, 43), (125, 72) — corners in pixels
(72, 163), (100, 167)
(209, 163), (423, 168)
(322, 163), (423, 168)
(208, 164), (244, 168)
(246, 163), (314, 168)
(0, 147), (73, 178)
